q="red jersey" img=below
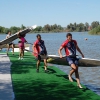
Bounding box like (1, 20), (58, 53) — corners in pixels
(33, 39), (47, 57)
(61, 39), (77, 57)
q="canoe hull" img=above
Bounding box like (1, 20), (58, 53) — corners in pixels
(0, 25), (37, 48)
(46, 55), (100, 67)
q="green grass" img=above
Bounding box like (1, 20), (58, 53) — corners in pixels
(8, 52), (100, 100)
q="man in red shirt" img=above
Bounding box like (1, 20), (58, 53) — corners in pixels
(58, 33), (84, 88)
(33, 34), (48, 73)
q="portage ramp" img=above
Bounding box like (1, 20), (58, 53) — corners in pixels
(0, 53), (14, 100)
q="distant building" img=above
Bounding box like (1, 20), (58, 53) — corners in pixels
(88, 26), (91, 31)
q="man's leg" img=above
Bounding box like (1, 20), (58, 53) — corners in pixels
(18, 48), (21, 59)
(36, 55), (41, 72)
(20, 49), (24, 60)
(75, 66), (83, 88)
(69, 64), (77, 82)
(21, 48), (24, 58)
(36, 60), (40, 72)
(11, 44), (14, 55)
(7, 44), (10, 54)
(44, 59), (49, 73)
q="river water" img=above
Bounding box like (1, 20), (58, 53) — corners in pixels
(0, 32), (100, 95)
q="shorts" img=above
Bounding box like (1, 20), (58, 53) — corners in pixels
(8, 43), (13, 45)
(66, 56), (79, 66)
(19, 46), (24, 50)
(35, 54), (47, 61)
(18, 43), (24, 50)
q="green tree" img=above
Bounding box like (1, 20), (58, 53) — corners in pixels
(0, 26), (5, 33)
(89, 25), (100, 35)
(85, 22), (89, 31)
(91, 21), (99, 29)
(44, 24), (51, 32)
(21, 24), (26, 30)
(10, 26), (20, 34)
(52, 24), (57, 31)
(33, 26), (43, 32)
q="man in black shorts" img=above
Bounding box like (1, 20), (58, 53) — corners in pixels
(33, 34), (48, 73)
(6, 31), (14, 55)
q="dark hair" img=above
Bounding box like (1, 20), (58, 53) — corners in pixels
(8, 31), (11, 33)
(66, 33), (72, 37)
(36, 34), (41, 38)
(20, 34), (25, 37)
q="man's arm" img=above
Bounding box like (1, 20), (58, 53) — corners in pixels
(17, 32), (20, 38)
(76, 45), (84, 58)
(32, 44), (35, 51)
(32, 42), (38, 53)
(58, 46), (63, 58)
(25, 38), (28, 43)
(6, 35), (8, 39)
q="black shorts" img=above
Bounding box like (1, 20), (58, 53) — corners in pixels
(37, 55), (41, 61)
(36, 54), (47, 61)
(8, 43), (13, 45)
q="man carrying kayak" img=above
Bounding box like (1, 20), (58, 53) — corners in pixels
(58, 33), (84, 88)
(33, 34), (48, 73)
(6, 31), (14, 55)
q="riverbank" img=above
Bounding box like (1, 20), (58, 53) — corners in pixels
(8, 52), (100, 100)
(89, 25), (100, 35)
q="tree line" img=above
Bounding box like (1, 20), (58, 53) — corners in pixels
(0, 24), (26, 34)
(0, 21), (100, 34)
(88, 21), (100, 35)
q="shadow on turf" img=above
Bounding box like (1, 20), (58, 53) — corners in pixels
(41, 67), (57, 74)
(11, 63), (36, 74)
(56, 74), (93, 93)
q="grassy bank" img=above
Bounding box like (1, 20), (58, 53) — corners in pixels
(89, 25), (100, 35)
(8, 52), (100, 100)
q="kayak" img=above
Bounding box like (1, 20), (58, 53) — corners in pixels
(0, 25), (37, 49)
(25, 50), (100, 67)
(46, 55), (100, 67)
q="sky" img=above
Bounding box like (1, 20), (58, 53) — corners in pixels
(0, 0), (100, 28)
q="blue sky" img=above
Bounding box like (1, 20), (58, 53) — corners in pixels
(0, 0), (100, 28)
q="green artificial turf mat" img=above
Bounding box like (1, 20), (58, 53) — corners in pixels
(8, 52), (100, 100)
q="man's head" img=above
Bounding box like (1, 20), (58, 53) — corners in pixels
(8, 31), (11, 35)
(36, 34), (41, 40)
(66, 33), (72, 41)
(21, 34), (26, 37)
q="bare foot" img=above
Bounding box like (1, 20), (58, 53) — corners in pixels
(77, 84), (83, 89)
(68, 75), (73, 82)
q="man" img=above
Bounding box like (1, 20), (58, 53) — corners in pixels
(58, 33), (84, 88)
(33, 34), (48, 73)
(6, 31), (14, 55)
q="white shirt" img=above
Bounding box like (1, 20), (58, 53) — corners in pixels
(6, 34), (14, 44)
